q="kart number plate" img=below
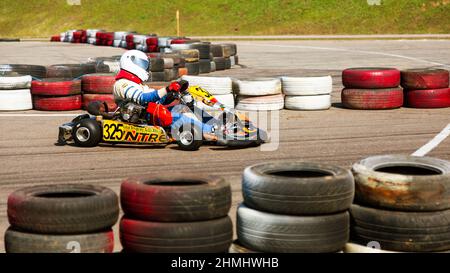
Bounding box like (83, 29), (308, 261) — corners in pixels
(102, 120), (168, 143)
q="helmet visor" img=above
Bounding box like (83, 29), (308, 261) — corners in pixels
(132, 57), (149, 71)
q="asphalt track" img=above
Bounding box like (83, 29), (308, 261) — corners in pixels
(0, 40), (449, 252)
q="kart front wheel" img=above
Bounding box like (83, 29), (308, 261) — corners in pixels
(72, 119), (102, 147)
(176, 124), (202, 151)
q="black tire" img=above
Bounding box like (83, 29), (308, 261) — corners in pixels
(72, 118), (102, 147)
(46, 64), (96, 78)
(120, 216), (233, 253)
(350, 204), (450, 252)
(175, 123), (203, 151)
(199, 59), (211, 74)
(121, 175), (231, 221)
(149, 58), (164, 72)
(224, 57), (232, 69)
(151, 71), (165, 82)
(210, 44), (224, 57)
(163, 68), (179, 81)
(237, 204), (349, 253)
(7, 184), (119, 234)
(0, 64), (47, 79)
(213, 57), (226, 71)
(353, 155), (450, 211)
(185, 62), (200, 75)
(5, 228), (114, 253)
(189, 42), (211, 59)
(222, 43), (237, 56)
(242, 161), (354, 215)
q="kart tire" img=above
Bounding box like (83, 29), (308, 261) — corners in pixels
(31, 78), (81, 96)
(120, 175), (231, 222)
(281, 76), (333, 95)
(185, 62), (200, 76)
(341, 88), (404, 110)
(352, 154), (450, 211)
(229, 240), (259, 253)
(284, 95), (331, 110)
(7, 184), (119, 234)
(235, 94), (284, 111)
(222, 43), (237, 56)
(163, 68), (178, 82)
(224, 57), (232, 69)
(82, 94), (117, 111)
(199, 59), (212, 74)
(213, 57), (227, 71)
(350, 204), (450, 252)
(234, 78), (282, 96)
(404, 88), (450, 108)
(175, 123), (203, 151)
(114, 31), (129, 40)
(401, 69), (449, 90)
(176, 49), (199, 62)
(162, 58), (174, 69)
(5, 228), (114, 253)
(242, 161), (354, 215)
(81, 73), (115, 94)
(120, 216), (233, 253)
(210, 61), (216, 72)
(221, 44), (233, 58)
(33, 95), (82, 111)
(0, 64), (47, 79)
(237, 204), (349, 253)
(0, 89), (33, 111)
(72, 118), (103, 147)
(181, 75), (233, 95)
(151, 71), (165, 82)
(189, 43), (211, 59)
(149, 58), (164, 72)
(342, 68), (401, 89)
(0, 74), (32, 89)
(211, 44), (224, 57)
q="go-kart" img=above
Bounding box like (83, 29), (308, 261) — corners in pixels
(58, 85), (268, 151)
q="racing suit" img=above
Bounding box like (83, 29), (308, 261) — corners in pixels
(113, 69), (213, 133)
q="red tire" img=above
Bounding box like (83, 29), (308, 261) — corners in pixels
(33, 95), (82, 111)
(401, 69), (449, 90)
(405, 88), (450, 108)
(82, 94), (118, 111)
(342, 68), (401, 89)
(146, 37), (158, 46)
(31, 79), (81, 96)
(341, 88), (404, 110)
(50, 35), (60, 42)
(81, 74), (115, 94)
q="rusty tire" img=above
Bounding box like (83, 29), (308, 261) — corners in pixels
(350, 204), (450, 252)
(242, 161), (354, 215)
(401, 69), (449, 90)
(353, 155), (450, 211)
(341, 88), (404, 110)
(120, 175), (231, 222)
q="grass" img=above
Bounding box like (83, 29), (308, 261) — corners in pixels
(0, 0), (449, 38)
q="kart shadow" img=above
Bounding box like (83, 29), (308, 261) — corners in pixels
(53, 142), (167, 150)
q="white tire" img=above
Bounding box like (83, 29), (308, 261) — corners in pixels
(158, 37), (172, 47)
(234, 78), (282, 96)
(87, 37), (97, 45)
(281, 76), (332, 96)
(114, 31), (129, 40)
(133, 35), (147, 45)
(0, 75), (32, 90)
(113, 40), (121, 47)
(0, 89), (32, 111)
(102, 61), (120, 73)
(60, 33), (67, 42)
(181, 75), (232, 95)
(170, 44), (192, 51)
(235, 94), (284, 111)
(120, 41), (127, 48)
(135, 44), (148, 52)
(284, 95), (331, 111)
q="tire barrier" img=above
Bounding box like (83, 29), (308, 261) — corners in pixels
(5, 184), (119, 253)
(119, 175), (233, 253)
(0, 89), (33, 111)
(281, 76), (332, 111)
(31, 78), (82, 111)
(351, 155), (450, 252)
(342, 68), (404, 110)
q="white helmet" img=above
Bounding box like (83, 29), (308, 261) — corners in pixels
(119, 50), (150, 82)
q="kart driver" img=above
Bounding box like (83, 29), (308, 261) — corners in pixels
(113, 50), (217, 140)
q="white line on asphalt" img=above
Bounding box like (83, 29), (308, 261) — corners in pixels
(0, 113), (80, 117)
(412, 124), (450, 157)
(243, 43), (450, 68)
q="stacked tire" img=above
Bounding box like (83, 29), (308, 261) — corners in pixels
(5, 184), (119, 253)
(31, 78), (82, 111)
(181, 75), (235, 109)
(172, 47), (200, 76)
(281, 76), (333, 110)
(401, 69), (450, 108)
(0, 73), (33, 111)
(341, 68), (403, 110)
(237, 161), (354, 253)
(211, 44), (237, 70)
(120, 175), (233, 253)
(350, 155), (450, 252)
(234, 78), (284, 111)
(81, 73), (117, 111)
(46, 63), (96, 79)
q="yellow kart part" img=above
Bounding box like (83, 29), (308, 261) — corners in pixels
(102, 120), (169, 144)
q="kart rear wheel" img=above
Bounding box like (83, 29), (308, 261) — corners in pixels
(176, 124), (202, 151)
(72, 119), (102, 147)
